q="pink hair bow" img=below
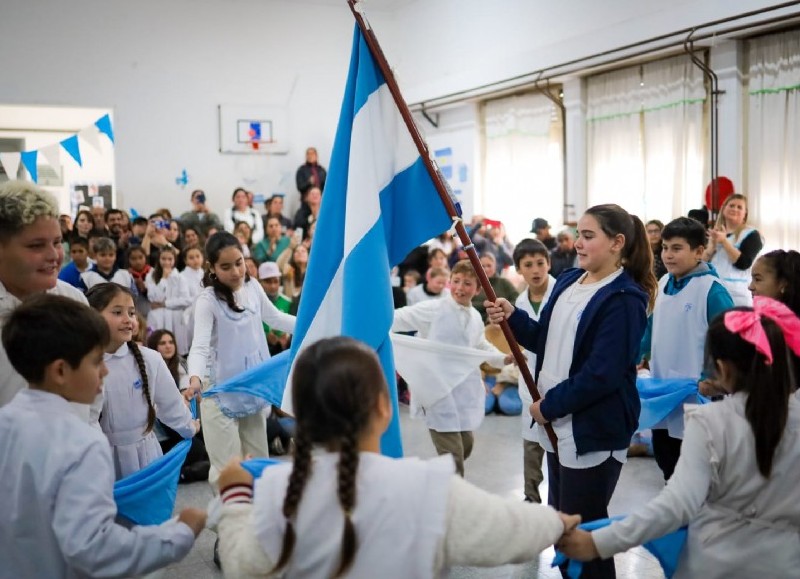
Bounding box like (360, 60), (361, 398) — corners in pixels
(724, 296), (800, 364)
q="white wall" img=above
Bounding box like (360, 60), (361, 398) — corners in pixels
(0, 0), (360, 217)
(0, 104), (115, 214)
(0, 0), (791, 224)
(374, 0), (794, 105)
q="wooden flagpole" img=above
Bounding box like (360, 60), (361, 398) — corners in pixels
(347, 0), (559, 453)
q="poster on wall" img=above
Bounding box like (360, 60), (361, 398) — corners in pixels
(71, 183), (113, 215)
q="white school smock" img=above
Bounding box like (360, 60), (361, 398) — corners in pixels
(145, 270), (193, 355)
(180, 266), (205, 347)
(392, 298), (502, 432)
(650, 274), (716, 439)
(710, 227), (758, 306)
(187, 279), (295, 387)
(537, 269), (628, 468)
(593, 392), (800, 578)
(515, 275), (556, 442)
(0, 280), (88, 411)
(0, 389), (194, 578)
(80, 268), (136, 293)
(405, 283), (450, 306)
(224, 207), (265, 245)
(100, 343), (195, 479)
(217, 452), (565, 578)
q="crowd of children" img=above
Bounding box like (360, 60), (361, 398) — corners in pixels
(4, 177), (800, 578)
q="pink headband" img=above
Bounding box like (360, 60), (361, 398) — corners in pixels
(724, 296), (800, 364)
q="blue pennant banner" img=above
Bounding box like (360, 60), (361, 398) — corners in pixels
(20, 150), (38, 183)
(95, 114), (115, 144)
(60, 135), (82, 166)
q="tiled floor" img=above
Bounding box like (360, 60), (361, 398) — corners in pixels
(164, 407), (666, 578)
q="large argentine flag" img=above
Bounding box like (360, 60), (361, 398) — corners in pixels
(283, 26), (452, 457)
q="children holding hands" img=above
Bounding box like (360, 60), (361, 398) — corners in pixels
(214, 336), (580, 577)
(558, 296), (800, 578)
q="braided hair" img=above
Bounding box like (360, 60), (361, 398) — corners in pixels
(270, 337), (387, 576)
(86, 283), (155, 434)
(203, 231), (249, 313)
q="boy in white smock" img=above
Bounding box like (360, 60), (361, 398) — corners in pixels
(512, 239), (557, 503)
(392, 260), (506, 476)
(0, 295), (206, 578)
(639, 217), (733, 481)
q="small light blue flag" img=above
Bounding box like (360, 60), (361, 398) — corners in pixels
(282, 25), (453, 458)
(95, 114), (115, 144)
(241, 457), (282, 480)
(202, 350), (291, 416)
(637, 377), (708, 431)
(113, 399), (197, 525)
(20, 150), (38, 183)
(60, 135), (82, 166)
(114, 440), (192, 525)
(552, 516), (687, 578)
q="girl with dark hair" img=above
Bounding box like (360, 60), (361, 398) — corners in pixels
(185, 231), (295, 487)
(214, 336), (579, 576)
(749, 249), (800, 316)
(560, 297), (800, 578)
(145, 246), (192, 356)
(148, 329), (211, 483)
(486, 203), (655, 579)
(87, 283), (198, 479)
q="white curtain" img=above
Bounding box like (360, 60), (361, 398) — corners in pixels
(587, 55), (706, 221)
(747, 30), (800, 251)
(482, 93), (563, 243)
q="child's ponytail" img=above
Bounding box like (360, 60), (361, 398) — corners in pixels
(707, 300), (800, 477)
(334, 422), (360, 577)
(585, 204), (657, 310)
(128, 340), (156, 435)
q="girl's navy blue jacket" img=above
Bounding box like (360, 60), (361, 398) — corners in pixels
(507, 267), (648, 456)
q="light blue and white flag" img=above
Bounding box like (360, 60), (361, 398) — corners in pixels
(283, 25), (453, 458)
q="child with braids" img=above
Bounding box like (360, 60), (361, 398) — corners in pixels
(559, 297), (800, 578)
(214, 336), (580, 577)
(486, 204), (656, 579)
(87, 283), (199, 479)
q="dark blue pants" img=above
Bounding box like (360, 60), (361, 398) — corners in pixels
(547, 452), (623, 579)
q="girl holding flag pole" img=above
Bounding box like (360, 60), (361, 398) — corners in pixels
(559, 297), (800, 578)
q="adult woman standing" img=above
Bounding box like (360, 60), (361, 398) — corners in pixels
(704, 194), (763, 306)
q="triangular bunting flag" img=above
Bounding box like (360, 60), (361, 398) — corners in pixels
(0, 152), (21, 180)
(40, 144), (61, 174)
(78, 125), (103, 154)
(20, 150), (38, 183)
(60, 135), (82, 166)
(95, 114), (114, 144)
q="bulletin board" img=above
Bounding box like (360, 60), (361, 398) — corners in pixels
(218, 104), (290, 154)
